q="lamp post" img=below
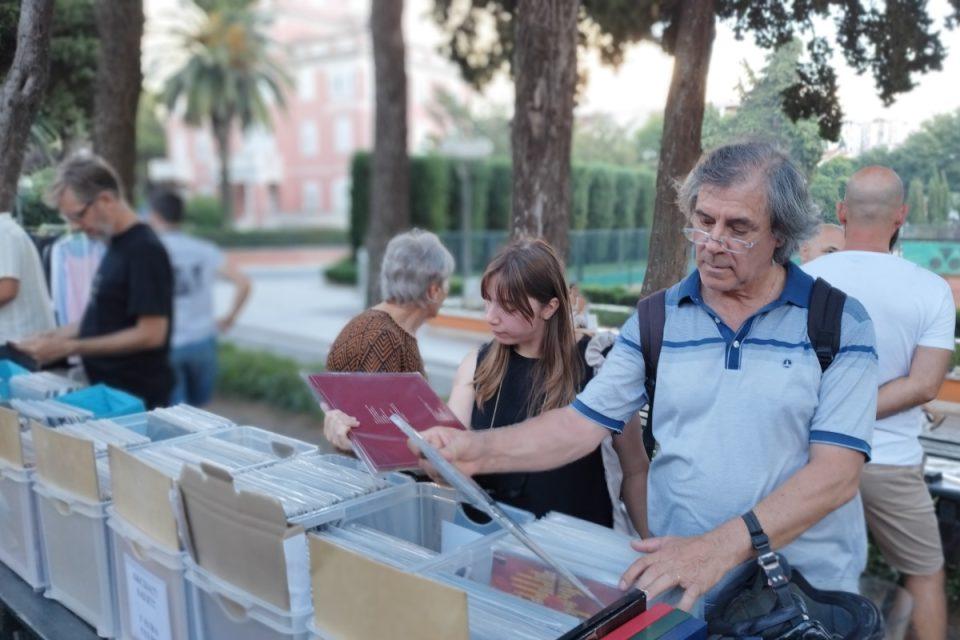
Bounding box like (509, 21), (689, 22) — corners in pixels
(439, 137), (493, 308)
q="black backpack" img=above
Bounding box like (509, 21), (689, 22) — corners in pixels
(636, 277), (847, 458)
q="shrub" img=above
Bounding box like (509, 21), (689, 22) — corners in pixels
(184, 195), (225, 230)
(324, 256), (358, 285)
(216, 343), (324, 415)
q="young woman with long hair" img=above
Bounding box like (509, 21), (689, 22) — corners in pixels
(445, 239), (646, 526)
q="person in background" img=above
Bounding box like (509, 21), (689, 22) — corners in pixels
(148, 190), (251, 406)
(804, 166), (954, 640)
(799, 222), (844, 264)
(327, 239), (648, 528)
(0, 210), (55, 342)
(322, 229), (455, 436)
(16, 154), (174, 409)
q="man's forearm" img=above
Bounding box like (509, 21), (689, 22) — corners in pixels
(73, 325), (160, 357)
(621, 471), (649, 538)
(878, 376), (931, 419)
(472, 406), (608, 474)
(700, 447), (863, 572)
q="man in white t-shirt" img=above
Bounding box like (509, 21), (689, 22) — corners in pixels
(804, 166), (954, 640)
(149, 191), (251, 406)
(0, 212), (55, 342)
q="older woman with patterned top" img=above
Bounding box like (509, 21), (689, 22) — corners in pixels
(323, 229), (454, 445)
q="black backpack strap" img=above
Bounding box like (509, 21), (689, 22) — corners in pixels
(807, 278), (846, 373)
(636, 289), (666, 458)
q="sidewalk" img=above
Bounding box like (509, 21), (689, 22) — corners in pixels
(216, 248), (488, 396)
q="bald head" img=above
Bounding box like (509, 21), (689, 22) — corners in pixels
(843, 166), (904, 223)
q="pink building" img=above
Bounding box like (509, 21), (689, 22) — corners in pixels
(153, 0), (470, 229)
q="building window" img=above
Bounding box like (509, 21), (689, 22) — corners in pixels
(328, 67), (355, 102)
(297, 67), (316, 101)
(303, 181), (320, 214)
(299, 121), (319, 157)
(332, 177), (348, 215)
(334, 116), (353, 154)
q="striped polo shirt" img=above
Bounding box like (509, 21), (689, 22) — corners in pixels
(573, 263), (877, 593)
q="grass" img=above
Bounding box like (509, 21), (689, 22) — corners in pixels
(216, 343), (324, 416)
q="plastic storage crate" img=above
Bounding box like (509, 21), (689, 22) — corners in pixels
(34, 481), (116, 638)
(184, 455), (414, 640)
(109, 513), (195, 640)
(0, 359), (28, 400)
(0, 463), (46, 590)
(315, 481), (535, 556)
(58, 384), (145, 419)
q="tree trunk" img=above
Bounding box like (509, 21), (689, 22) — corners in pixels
(92, 0), (143, 202)
(366, 0), (410, 306)
(0, 0), (55, 213)
(510, 0), (579, 260)
(212, 117), (233, 228)
(641, 0), (716, 296)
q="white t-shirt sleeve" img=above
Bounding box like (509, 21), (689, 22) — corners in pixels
(0, 230), (21, 280)
(919, 278), (956, 350)
(209, 244), (225, 272)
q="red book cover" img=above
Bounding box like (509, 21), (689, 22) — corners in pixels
(304, 372), (466, 472)
(489, 550), (624, 619)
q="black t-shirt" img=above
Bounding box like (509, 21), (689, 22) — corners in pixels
(79, 223), (174, 409)
(470, 336), (613, 526)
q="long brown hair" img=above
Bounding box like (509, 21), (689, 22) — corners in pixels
(474, 239), (583, 416)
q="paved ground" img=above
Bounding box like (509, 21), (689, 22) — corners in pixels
(215, 248), (488, 396)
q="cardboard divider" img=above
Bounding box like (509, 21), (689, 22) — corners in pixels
(178, 462), (301, 611)
(31, 421), (100, 503)
(309, 535), (469, 640)
(108, 445), (181, 553)
(0, 406), (24, 468)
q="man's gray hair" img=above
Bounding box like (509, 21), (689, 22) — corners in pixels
(677, 142), (820, 265)
(380, 229), (455, 306)
(45, 152), (124, 207)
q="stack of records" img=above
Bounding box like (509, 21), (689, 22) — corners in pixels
(234, 454), (392, 519)
(9, 372), (83, 399)
(314, 523), (437, 570)
(132, 426), (315, 480)
(10, 398), (92, 426)
(147, 404), (235, 433)
(58, 418), (151, 455)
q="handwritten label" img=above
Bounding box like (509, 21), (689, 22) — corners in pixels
(124, 554), (172, 640)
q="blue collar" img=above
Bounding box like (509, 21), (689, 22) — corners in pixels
(677, 262), (814, 309)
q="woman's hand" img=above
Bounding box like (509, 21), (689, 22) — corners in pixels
(323, 409), (359, 452)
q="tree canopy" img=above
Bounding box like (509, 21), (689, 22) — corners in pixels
(431, 0), (960, 141)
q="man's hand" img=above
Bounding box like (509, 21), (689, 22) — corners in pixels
(217, 317), (235, 334)
(410, 426), (486, 480)
(14, 336), (76, 366)
(619, 533), (739, 612)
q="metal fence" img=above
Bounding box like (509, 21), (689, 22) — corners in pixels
(437, 228), (653, 288)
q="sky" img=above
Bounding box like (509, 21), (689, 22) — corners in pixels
(145, 0), (960, 133)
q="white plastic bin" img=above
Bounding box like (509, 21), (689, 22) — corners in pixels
(34, 480), (116, 638)
(313, 481), (535, 556)
(109, 512), (195, 640)
(0, 463), (46, 590)
(186, 562), (312, 640)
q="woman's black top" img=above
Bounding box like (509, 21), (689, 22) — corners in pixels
(470, 337), (613, 526)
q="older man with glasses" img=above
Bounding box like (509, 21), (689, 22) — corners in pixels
(16, 154), (174, 409)
(418, 142), (878, 616)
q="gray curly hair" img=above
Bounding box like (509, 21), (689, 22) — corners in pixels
(677, 142), (820, 264)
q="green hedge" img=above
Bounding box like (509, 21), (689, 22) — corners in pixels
(324, 256), (358, 285)
(194, 227), (347, 248)
(185, 195), (225, 229)
(349, 153), (655, 251)
(580, 284), (640, 307)
(216, 343), (323, 415)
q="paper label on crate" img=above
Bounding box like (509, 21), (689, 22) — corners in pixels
(124, 554), (172, 640)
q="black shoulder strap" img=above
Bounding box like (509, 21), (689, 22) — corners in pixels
(636, 289), (666, 458)
(807, 278), (846, 372)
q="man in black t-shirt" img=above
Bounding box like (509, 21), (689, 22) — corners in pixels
(16, 154), (174, 408)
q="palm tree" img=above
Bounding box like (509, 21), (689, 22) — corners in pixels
(162, 4), (288, 225)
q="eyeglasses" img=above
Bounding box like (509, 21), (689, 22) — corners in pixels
(62, 200), (94, 224)
(682, 227), (758, 254)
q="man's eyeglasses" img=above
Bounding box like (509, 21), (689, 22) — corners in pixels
(683, 227), (758, 255)
(62, 200), (94, 224)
